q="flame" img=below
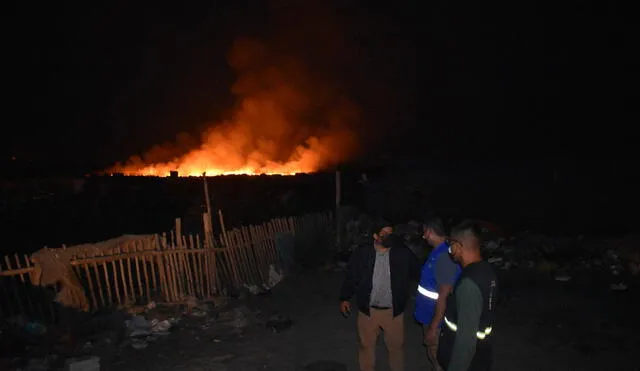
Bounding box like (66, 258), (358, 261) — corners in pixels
(108, 36), (358, 177)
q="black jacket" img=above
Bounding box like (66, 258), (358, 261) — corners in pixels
(339, 242), (420, 317)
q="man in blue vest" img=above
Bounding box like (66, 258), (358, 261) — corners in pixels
(415, 217), (462, 371)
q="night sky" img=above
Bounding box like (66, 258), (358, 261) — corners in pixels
(3, 0), (636, 176)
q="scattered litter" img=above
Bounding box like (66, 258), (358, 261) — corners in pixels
(64, 356), (100, 371)
(268, 264), (284, 288)
(266, 314), (292, 333)
(218, 306), (253, 330)
(554, 275), (572, 282)
(486, 241), (500, 251)
(210, 354), (235, 362)
(124, 314), (173, 349)
(24, 322), (47, 336)
(611, 284), (627, 292)
(131, 339), (148, 349)
(146, 301), (157, 311)
(150, 319), (172, 334)
(125, 315), (151, 337)
(24, 357), (51, 371)
(244, 284), (261, 295)
(305, 361), (348, 371)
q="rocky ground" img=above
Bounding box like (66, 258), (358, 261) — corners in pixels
(108, 268), (640, 370)
(3, 265), (639, 371)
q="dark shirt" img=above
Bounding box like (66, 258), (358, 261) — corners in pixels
(448, 277), (484, 371)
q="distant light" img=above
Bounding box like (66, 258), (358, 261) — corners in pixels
(11, 156), (16, 161)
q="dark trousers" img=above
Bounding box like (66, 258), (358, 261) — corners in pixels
(437, 329), (492, 371)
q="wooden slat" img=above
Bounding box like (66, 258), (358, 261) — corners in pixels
(190, 234), (204, 298)
(181, 235), (195, 297)
(101, 250), (114, 307)
(139, 240), (151, 303)
(133, 241), (144, 301)
(90, 250), (106, 308)
(124, 244), (135, 304)
(117, 246), (130, 305)
(111, 249), (122, 306)
(81, 249), (98, 310)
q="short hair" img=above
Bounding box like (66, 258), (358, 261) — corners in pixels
(423, 217), (446, 237)
(371, 219), (393, 235)
(450, 220), (483, 243)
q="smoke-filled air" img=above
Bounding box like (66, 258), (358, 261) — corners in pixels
(108, 24), (359, 177)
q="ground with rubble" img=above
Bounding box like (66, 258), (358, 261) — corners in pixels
(10, 270), (633, 371)
(3, 232), (640, 371)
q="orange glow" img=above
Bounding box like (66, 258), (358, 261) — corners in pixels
(109, 123), (339, 177)
(108, 38), (358, 177)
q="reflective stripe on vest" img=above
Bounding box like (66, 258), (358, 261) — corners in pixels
(417, 285), (439, 300)
(444, 316), (493, 340)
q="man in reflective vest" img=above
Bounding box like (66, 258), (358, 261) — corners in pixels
(438, 221), (497, 371)
(414, 217), (461, 371)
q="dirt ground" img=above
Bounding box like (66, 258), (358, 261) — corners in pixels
(107, 268), (640, 371)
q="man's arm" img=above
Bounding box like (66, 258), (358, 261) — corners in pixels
(427, 254), (457, 330)
(447, 278), (483, 371)
(339, 247), (362, 301)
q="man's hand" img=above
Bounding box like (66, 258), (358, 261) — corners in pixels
(424, 324), (438, 345)
(340, 301), (351, 316)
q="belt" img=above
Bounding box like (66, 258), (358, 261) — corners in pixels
(370, 305), (391, 310)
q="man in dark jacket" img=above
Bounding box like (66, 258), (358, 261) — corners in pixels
(339, 223), (420, 371)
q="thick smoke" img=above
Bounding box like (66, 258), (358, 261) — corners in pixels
(110, 1), (359, 176)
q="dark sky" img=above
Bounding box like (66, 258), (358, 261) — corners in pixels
(3, 0), (636, 176)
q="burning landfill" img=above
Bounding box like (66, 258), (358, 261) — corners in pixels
(108, 36), (359, 177)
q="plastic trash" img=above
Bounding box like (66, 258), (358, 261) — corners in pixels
(150, 319), (171, 334)
(266, 314), (292, 333)
(268, 264), (284, 288)
(554, 275), (572, 282)
(65, 356), (100, 371)
(24, 322), (47, 335)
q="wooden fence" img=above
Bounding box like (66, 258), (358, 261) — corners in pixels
(0, 212), (332, 324)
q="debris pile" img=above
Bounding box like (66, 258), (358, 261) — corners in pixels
(483, 233), (640, 290)
(0, 296), (226, 370)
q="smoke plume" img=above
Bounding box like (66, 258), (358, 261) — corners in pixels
(110, 1), (359, 176)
